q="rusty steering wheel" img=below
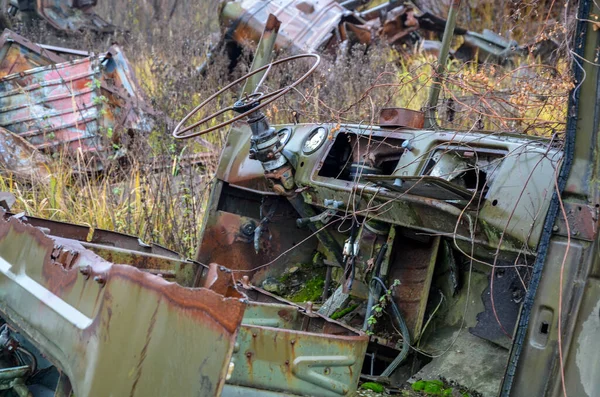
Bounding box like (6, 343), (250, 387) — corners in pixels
(172, 54), (321, 139)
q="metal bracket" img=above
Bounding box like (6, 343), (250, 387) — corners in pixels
(296, 200), (344, 227)
(553, 202), (598, 241)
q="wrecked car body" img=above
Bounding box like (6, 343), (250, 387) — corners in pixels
(196, 109), (562, 396)
(7, 0), (115, 34)
(0, 1), (599, 397)
(0, 29), (154, 171)
(0, 212), (246, 396)
(0, 211), (369, 396)
(182, 2), (596, 395)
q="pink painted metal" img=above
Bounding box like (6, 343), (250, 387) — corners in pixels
(0, 33), (155, 168)
(0, 57), (112, 163)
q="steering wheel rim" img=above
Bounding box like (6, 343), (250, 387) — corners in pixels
(172, 53), (321, 139)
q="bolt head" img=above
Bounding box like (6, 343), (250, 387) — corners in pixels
(93, 275), (106, 286)
(79, 266), (91, 279)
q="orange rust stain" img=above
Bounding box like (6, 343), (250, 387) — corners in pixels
(245, 350), (254, 382)
(129, 299), (160, 397)
(109, 265), (245, 334)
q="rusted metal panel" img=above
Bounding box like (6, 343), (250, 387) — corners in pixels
(82, 243), (200, 285)
(367, 5), (420, 47)
(388, 236), (440, 338)
(0, 127), (50, 178)
(37, 43), (91, 58)
(197, 208), (317, 280)
(229, 323), (367, 396)
(0, 212), (246, 396)
(219, 0), (541, 67)
(228, 299), (368, 397)
(0, 29), (65, 79)
(103, 45), (145, 102)
(102, 45), (156, 132)
(552, 202), (598, 241)
(222, 385), (300, 396)
(36, 0), (116, 33)
(199, 210), (284, 275)
(220, 1), (422, 56)
(4, 212), (90, 240)
(5, 212), (183, 259)
(3, 212), (200, 286)
(0, 30), (155, 170)
(379, 108), (425, 129)
(221, 0), (346, 53)
(194, 261), (368, 396)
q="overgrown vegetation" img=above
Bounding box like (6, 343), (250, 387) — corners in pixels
(0, 0), (576, 256)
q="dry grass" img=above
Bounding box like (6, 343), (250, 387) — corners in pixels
(0, 0), (574, 256)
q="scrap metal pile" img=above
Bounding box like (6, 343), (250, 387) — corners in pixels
(218, 0), (558, 65)
(0, 29), (154, 174)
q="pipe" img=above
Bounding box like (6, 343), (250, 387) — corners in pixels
(0, 365), (30, 380)
(424, 0), (461, 128)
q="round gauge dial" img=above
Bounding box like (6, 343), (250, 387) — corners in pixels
(302, 127), (327, 154)
(277, 128), (292, 146)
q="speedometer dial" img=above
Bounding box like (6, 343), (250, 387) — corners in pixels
(302, 127), (327, 154)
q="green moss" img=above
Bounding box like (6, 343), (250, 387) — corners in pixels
(423, 381), (444, 394)
(411, 380), (444, 395)
(412, 380), (471, 397)
(479, 219), (503, 246)
(361, 382), (384, 393)
(289, 276), (325, 303)
(312, 251), (324, 265)
(330, 303), (359, 320)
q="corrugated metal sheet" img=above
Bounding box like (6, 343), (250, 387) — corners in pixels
(0, 57), (114, 164)
(0, 31), (156, 169)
